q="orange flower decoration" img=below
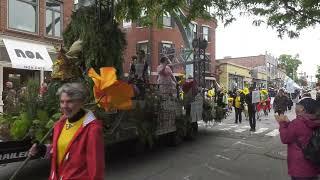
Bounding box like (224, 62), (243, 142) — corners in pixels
(88, 67), (134, 111)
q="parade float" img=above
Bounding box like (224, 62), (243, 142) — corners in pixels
(0, 4), (214, 166)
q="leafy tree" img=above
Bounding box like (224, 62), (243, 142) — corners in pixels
(316, 65), (320, 82)
(78, 0), (236, 48)
(78, 0), (320, 39)
(234, 0), (320, 38)
(278, 54), (302, 82)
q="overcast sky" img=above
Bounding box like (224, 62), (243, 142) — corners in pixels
(216, 16), (320, 82)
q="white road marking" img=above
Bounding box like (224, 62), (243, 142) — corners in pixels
(204, 163), (233, 177)
(254, 128), (269, 134)
(220, 128), (232, 131)
(216, 154), (231, 160)
(233, 141), (263, 149)
(234, 129), (247, 133)
(229, 125), (238, 128)
(183, 175), (191, 180)
(265, 129), (280, 137)
(234, 125), (251, 133)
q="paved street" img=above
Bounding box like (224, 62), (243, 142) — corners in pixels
(0, 108), (296, 180)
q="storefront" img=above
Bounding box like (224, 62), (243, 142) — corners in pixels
(217, 62), (252, 91)
(0, 37), (55, 112)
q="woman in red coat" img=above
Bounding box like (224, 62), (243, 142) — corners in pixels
(276, 98), (320, 180)
(29, 83), (105, 180)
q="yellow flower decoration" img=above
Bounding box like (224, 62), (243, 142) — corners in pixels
(208, 89), (215, 97)
(243, 88), (249, 95)
(88, 67), (134, 111)
(260, 89), (268, 95)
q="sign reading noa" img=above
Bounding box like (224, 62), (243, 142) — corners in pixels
(14, 49), (44, 60)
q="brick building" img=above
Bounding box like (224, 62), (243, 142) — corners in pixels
(216, 53), (283, 89)
(0, 0), (73, 112)
(122, 17), (217, 84)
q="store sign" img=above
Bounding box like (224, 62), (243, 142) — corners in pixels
(3, 39), (53, 71)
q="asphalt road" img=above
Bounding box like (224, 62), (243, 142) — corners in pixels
(0, 108), (296, 180)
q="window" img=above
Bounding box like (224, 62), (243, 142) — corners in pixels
(137, 42), (148, 55)
(163, 12), (172, 27)
(202, 26), (210, 41)
(136, 9), (146, 27)
(136, 42), (150, 62)
(73, 0), (79, 10)
(8, 0), (38, 33)
(192, 23), (197, 39)
(136, 42), (150, 74)
(159, 43), (175, 59)
(46, 0), (63, 37)
(123, 20), (132, 28)
(205, 55), (211, 72)
(159, 42), (175, 63)
(188, 23), (197, 45)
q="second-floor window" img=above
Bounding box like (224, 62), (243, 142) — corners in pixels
(205, 54), (211, 72)
(202, 26), (210, 41)
(192, 23), (197, 39)
(163, 12), (173, 27)
(46, 0), (63, 37)
(8, 0), (39, 33)
(136, 9), (146, 28)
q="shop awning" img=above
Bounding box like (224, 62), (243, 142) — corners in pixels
(3, 39), (53, 71)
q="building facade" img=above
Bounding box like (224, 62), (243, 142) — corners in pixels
(122, 17), (217, 85)
(216, 53), (284, 89)
(0, 0), (73, 112)
(217, 62), (267, 92)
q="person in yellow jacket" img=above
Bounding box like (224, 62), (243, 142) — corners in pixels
(233, 90), (245, 124)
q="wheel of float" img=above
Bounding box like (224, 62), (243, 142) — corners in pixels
(133, 140), (146, 154)
(167, 131), (183, 147)
(186, 121), (198, 140)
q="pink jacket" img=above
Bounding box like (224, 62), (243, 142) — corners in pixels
(279, 113), (320, 177)
(48, 111), (105, 180)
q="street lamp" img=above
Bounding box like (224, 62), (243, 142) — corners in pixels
(192, 38), (208, 88)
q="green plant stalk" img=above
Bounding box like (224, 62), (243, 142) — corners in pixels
(9, 127), (53, 180)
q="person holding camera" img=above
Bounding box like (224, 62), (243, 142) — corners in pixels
(276, 98), (320, 180)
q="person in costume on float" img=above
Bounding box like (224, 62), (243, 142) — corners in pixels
(29, 83), (105, 180)
(157, 56), (177, 96)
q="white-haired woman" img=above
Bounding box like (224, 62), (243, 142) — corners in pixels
(29, 83), (105, 180)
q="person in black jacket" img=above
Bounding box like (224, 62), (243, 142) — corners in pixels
(245, 87), (257, 132)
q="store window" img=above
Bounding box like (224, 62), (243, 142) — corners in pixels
(8, 0), (39, 33)
(202, 26), (210, 41)
(229, 74), (244, 91)
(46, 0), (63, 37)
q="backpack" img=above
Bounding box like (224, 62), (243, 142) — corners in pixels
(296, 128), (320, 166)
